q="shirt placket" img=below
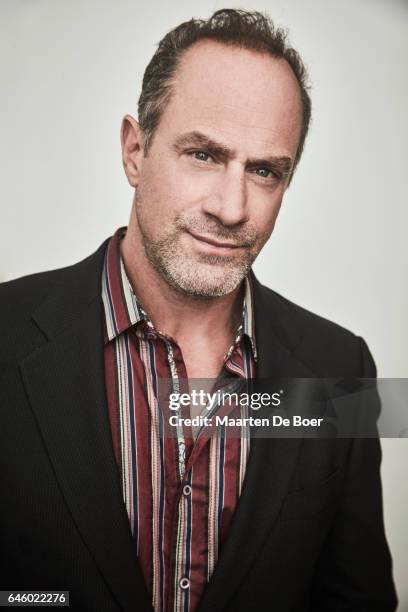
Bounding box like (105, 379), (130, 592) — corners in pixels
(163, 338), (195, 612)
(166, 341), (251, 612)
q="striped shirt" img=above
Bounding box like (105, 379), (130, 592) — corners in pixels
(101, 227), (257, 612)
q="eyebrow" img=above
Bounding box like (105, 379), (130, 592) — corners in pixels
(172, 130), (293, 177)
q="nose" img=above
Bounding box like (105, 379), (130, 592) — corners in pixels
(201, 162), (248, 226)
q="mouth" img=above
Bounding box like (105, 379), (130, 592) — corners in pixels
(187, 230), (246, 251)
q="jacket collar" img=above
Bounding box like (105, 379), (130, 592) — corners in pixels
(31, 238), (110, 341)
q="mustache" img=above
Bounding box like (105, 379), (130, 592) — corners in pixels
(175, 215), (258, 247)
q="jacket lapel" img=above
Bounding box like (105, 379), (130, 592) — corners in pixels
(20, 240), (152, 612)
(197, 274), (317, 612)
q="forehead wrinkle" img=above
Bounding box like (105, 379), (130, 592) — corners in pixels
(185, 102), (296, 131)
(178, 109), (298, 149)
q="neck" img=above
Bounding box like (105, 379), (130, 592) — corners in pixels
(120, 208), (243, 343)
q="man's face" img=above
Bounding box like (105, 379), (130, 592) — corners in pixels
(126, 41), (302, 298)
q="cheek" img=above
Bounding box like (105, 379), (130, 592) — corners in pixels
(140, 159), (198, 215)
(252, 195), (283, 243)
(137, 171), (173, 224)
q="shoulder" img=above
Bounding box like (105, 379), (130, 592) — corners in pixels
(0, 268), (62, 365)
(0, 268), (63, 319)
(255, 280), (374, 377)
(264, 283), (358, 347)
(0, 252), (92, 323)
(0, 239), (109, 363)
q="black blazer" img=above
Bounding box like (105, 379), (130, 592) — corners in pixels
(0, 238), (397, 611)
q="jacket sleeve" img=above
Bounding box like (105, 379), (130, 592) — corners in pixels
(310, 337), (398, 611)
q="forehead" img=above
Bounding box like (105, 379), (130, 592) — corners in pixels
(159, 40), (302, 158)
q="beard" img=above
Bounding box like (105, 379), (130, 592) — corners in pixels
(135, 202), (261, 299)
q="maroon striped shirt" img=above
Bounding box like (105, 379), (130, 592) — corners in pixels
(101, 227), (257, 611)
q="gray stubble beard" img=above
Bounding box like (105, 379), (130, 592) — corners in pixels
(136, 205), (259, 299)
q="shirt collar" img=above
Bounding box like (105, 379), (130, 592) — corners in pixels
(102, 226), (257, 360)
(102, 227), (146, 342)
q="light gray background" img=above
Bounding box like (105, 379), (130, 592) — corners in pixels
(1, 0), (407, 606)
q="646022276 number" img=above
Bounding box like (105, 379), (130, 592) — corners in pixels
(0, 591), (69, 607)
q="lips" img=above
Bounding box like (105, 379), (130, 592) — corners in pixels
(187, 230), (244, 249)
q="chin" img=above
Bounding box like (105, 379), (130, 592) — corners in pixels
(165, 263), (246, 299)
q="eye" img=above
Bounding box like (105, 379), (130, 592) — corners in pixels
(255, 167), (273, 178)
(192, 150), (211, 162)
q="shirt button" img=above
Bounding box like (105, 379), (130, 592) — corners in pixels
(179, 577), (190, 590)
(182, 484), (192, 497)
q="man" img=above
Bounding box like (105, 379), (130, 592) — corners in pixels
(0, 9), (397, 612)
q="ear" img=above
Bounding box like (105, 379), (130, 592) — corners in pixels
(121, 115), (145, 187)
